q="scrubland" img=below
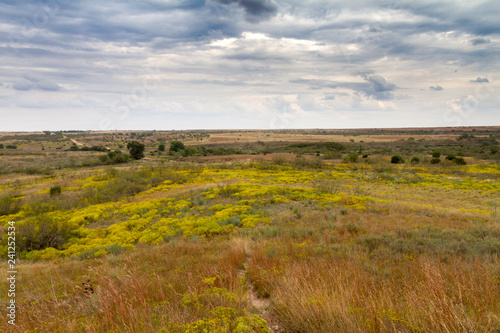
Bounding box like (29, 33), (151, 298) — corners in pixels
(0, 129), (499, 332)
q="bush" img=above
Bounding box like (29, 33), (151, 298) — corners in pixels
(446, 154), (456, 161)
(17, 215), (76, 252)
(344, 153), (358, 163)
(23, 167), (52, 175)
(98, 155), (109, 163)
(454, 157), (466, 165)
(391, 155), (404, 164)
(271, 154), (288, 165)
(183, 147), (197, 157)
(127, 141), (145, 159)
(107, 150), (130, 164)
(80, 145), (107, 152)
(457, 133), (475, 141)
(411, 156), (420, 164)
(158, 144), (165, 152)
(0, 144), (3, 149)
(292, 156), (323, 169)
(49, 186), (62, 196)
(0, 193), (22, 216)
(6, 145), (17, 149)
(323, 151), (341, 159)
(169, 141), (185, 153)
(430, 157), (441, 164)
(432, 150), (441, 158)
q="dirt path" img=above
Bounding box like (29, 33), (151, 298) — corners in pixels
(63, 135), (112, 150)
(238, 254), (282, 332)
(63, 135), (84, 146)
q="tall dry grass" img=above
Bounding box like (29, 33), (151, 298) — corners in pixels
(0, 239), (251, 332)
(248, 246), (500, 332)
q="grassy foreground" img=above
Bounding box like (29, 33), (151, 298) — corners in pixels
(1, 154), (499, 332)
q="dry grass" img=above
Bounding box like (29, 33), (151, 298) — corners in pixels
(249, 246), (500, 332)
(0, 239), (252, 332)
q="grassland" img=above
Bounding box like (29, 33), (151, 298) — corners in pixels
(0, 128), (499, 332)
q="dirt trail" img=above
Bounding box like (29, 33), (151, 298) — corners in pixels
(237, 250), (282, 332)
(63, 135), (112, 150)
(63, 135), (84, 146)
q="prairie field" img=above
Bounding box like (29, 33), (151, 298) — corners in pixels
(0, 128), (499, 332)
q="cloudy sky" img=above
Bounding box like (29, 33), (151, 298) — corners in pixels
(0, 0), (499, 131)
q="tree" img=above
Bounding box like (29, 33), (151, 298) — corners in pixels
(158, 144), (165, 152)
(432, 150), (441, 158)
(127, 141), (145, 159)
(169, 140), (185, 153)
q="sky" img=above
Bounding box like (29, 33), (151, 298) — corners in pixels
(0, 0), (499, 131)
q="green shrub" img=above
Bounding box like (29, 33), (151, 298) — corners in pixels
(411, 156), (420, 164)
(23, 167), (52, 175)
(49, 186), (62, 196)
(453, 157), (466, 165)
(158, 144), (165, 152)
(445, 154), (456, 161)
(183, 147), (196, 157)
(432, 150), (441, 158)
(391, 155), (404, 164)
(218, 216), (242, 227)
(344, 153), (358, 163)
(430, 157), (441, 164)
(323, 151), (342, 159)
(98, 155), (109, 163)
(271, 154), (287, 165)
(169, 140), (185, 152)
(292, 156), (323, 169)
(107, 150), (130, 164)
(0, 193), (22, 216)
(17, 215), (76, 252)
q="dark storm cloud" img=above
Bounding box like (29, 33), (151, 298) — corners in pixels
(470, 37), (491, 46)
(471, 77), (489, 83)
(290, 74), (398, 100)
(215, 0), (278, 22)
(429, 86), (443, 91)
(0, 0), (238, 52)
